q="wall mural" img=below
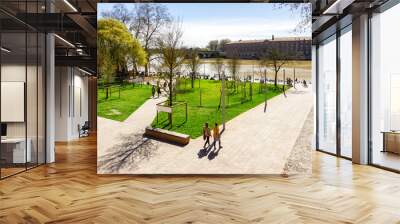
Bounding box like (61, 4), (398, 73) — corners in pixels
(96, 2), (313, 175)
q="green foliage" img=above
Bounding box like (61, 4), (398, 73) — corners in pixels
(97, 85), (152, 121)
(152, 79), (284, 138)
(97, 19), (147, 85)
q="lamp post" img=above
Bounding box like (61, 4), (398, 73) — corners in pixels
(264, 69), (268, 113)
(293, 67), (296, 89)
(283, 69), (286, 97)
(221, 70), (226, 131)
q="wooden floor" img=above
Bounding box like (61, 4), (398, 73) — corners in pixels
(1, 135), (400, 223)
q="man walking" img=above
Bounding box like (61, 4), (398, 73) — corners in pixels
(203, 123), (211, 148)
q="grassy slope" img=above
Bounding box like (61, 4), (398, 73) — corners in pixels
(97, 84), (152, 121)
(152, 79), (283, 138)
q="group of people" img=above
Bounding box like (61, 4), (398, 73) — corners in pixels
(151, 85), (162, 98)
(202, 122), (222, 150)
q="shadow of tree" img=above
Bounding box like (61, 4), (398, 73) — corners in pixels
(98, 133), (158, 173)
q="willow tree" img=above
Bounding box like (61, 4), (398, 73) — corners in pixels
(97, 19), (147, 99)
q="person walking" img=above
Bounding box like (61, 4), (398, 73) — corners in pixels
(212, 123), (222, 149)
(151, 85), (155, 98)
(157, 86), (161, 98)
(203, 123), (211, 148)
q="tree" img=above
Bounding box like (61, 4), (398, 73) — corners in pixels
(211, 58), (225, 110)
(156, 22), (185, 117)
(278, 4), (311, 33)
(218, 38), (231, 51)
(101, 3), (132, 25)
(100, 4), (172, 77)
(100, 5), (133, 79)
(261, 48), (288, 88)
(186, 49), (201, 89)
(212, 57), (224, 80)
(227, 57), (239, 93)
(97, 19), (147, 99)
(132, 4), (172, 76)
(207, 40), (219, 51)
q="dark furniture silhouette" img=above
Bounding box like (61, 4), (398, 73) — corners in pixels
(79, 121), (90, 138)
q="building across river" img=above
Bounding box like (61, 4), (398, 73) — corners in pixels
(223, 36), (311, 60)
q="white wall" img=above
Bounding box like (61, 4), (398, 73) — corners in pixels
(55, 67), (89, 141)
(1, 63), (46, 164)
(312, 45), (317, 150)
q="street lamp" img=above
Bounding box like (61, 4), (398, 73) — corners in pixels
(221, 70), (226, 131)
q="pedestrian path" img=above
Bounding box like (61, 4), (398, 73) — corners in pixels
(97, 97), (165, 158)
(98, 86), (313, 174)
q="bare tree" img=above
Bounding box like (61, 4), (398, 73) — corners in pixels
(156, 22), (185, 109)
(213, 57), (224, 80)
(101, 4), (132, 25)
(211, 58), (225, 110)
(277, 3), (311, 33)
(133, 4), (172, 76)
(207, 40), (219, 51)
(218, 38), (231, 51)
(227, 57), (240, 93)
(261, 48), (288, 88)
(186, 49), (201, 88)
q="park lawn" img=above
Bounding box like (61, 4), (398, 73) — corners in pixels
(152, 79), (284, 138)
(97, 84), (152, 121)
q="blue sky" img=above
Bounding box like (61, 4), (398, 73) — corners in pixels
(98, 3), (310, 47)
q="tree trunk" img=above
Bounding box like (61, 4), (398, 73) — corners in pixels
(274, 71), (278, 88)
(144, 52), (150, 76)
(105, 87), (109, 99)
(169, 73), (173, 106)
(168, 69), (173, 125)
(191, 75), (194, 88)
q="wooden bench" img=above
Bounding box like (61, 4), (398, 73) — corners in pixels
(144, 127), (190, 146)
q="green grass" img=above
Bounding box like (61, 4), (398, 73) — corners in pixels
(97, 84), (152, 121)
(152, 79), (284, 138)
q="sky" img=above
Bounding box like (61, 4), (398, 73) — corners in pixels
(98, 3), (311, 48)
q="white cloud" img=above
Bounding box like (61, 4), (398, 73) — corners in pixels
(180, 18), (303, 47)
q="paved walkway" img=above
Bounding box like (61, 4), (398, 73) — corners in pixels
(98, 86), (313, 174)
(97, 97), (165, 158)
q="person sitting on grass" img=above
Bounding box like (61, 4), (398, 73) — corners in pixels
(213, 123), (222, 149)
(203, 123), (211, 148)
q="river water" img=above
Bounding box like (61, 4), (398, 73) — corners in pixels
(147, 58), (311, 82)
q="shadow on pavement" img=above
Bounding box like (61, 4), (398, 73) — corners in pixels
(98, 133), (158, 173)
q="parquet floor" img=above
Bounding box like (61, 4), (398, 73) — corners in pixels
(1, 135), (400, 223)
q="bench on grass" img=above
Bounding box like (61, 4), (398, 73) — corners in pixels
(144, 127), (190, 146)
